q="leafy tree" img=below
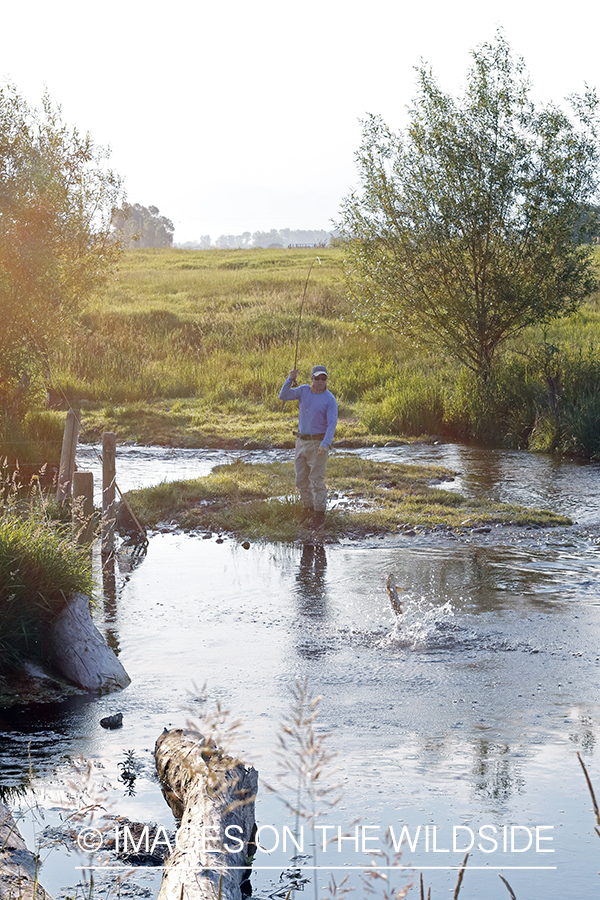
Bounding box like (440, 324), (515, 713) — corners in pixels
(573, 203), (600, 244)
(340, 34), (600, 380)
(111, 202), (174, 248)
(0, 85), (123, 413)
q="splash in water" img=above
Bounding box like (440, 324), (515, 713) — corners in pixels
(386, 595), (469, 651)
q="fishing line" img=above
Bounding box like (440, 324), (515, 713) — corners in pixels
(289, 257), (372, 501)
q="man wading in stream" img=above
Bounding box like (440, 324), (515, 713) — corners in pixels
(279, 365), (338, 528)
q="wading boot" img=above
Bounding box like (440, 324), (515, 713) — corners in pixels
(301, 506), (314, 524)
(312, 510), (326, 529)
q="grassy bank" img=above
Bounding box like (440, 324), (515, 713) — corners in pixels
(12, 245), (600, 466)
(0, 513), (94, 672)
(124, 456), (570, 543)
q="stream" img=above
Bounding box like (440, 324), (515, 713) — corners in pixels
(2, 442), (600, 900)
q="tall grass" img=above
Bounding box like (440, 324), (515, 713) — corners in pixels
(0, 407), (65, 471)
(0, 511), (94, 670)
(52, 248), (350, 404)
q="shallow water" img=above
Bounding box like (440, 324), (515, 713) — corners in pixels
(74, 444), (294, 505)
(76, 440), (600, 524)
(2, 443), (600, 899)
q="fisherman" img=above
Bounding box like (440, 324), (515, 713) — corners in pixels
(279, 365), (338, 528)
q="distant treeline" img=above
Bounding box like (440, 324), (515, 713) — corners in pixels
(176, 228), (336, 250)
(112, 203), (174, 248)
(115, 202), (599, 251)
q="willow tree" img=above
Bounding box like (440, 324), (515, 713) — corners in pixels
(0, 86), (123, 414)
(340, 34), (599, 380)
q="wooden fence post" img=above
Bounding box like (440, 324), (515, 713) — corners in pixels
(72, 471), (94, 544)
(56, 409), (80, 504)
(101, 432), (116, 556)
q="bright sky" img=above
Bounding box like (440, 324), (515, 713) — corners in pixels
(2, 0), (599, 243)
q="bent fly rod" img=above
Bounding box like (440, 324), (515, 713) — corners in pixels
(292, 255), (321, 384)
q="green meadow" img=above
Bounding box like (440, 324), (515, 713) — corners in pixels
(47, 247), (395, 449)
(0, 243), (589, 605)
(21, 244), (600, 459)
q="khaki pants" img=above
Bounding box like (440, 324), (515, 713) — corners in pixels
(294, 438), (329, 511)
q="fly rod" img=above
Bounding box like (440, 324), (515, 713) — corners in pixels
(292, 255), (321, 384)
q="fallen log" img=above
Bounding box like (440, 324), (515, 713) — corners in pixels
(0, 802), (52, 900)
(155, 728), (258, 900)
(43, 592), (131, 694)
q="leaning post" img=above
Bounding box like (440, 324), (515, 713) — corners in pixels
(101, 432), (117, 557)
(72, 471), (94, 544)
(56, 408), (80, 504)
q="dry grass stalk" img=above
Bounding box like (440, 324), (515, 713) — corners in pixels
(361, 831), (412, 899)
(498, 873), (517, 898)
(274, 677), (341, 834)
(578, 752), (600, 840)
(452, 852), (469, 898)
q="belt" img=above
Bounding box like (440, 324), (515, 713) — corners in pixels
(298, 433), (325, 441)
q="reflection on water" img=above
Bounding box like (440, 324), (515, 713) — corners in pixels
(101, 551), (119, 654)
(0, 531), (598, 898)
(471, 739), (524, 804)
(101, 546), (147, 655)
(295, 542), (328, 615)
(1, 442), (600, 898)
(347, 443), (600, 525)
(294, 541), (329, 659)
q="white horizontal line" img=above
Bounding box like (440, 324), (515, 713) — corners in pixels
(76, 865), (558, 872)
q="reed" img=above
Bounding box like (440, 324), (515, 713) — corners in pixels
(577, 753), (600, 841)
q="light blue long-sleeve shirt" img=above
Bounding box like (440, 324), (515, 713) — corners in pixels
(279, 378), (338, 448)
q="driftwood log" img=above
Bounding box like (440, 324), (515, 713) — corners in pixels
(44, 592), (131, 693)
(155, 728), (258, 900)
(0, 802), (52, 900)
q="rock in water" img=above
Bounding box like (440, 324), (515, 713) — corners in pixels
(100, 713), (123, 729)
